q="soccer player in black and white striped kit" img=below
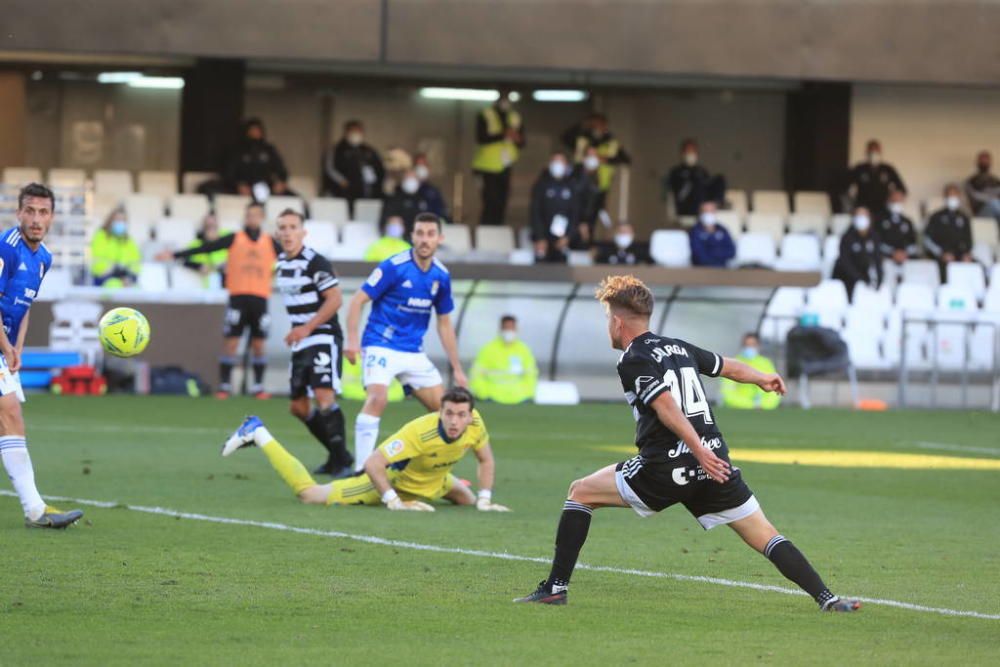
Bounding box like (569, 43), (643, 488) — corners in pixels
(273, 209), (353, 477)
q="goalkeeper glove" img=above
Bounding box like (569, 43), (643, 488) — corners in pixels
(382, 489), (435, 512)
(476, 489), (511, 512)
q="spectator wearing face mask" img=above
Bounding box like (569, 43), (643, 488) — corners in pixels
(472, 91), (524, 226)
(570, 146), (606, 249)
(593, 222), (651, 265)
(379, 169), (431, 236)
(413, 154), (448, 220)
(663, 138), (726, 217)
(688, 201), (736, 268)
(323, 120), (385, 207)
(924, 183), (974, 279)
(91, 208), (142, 288)
(562, 113), (630, 208)
(364, 217), (411, 263)
(965, 150), (1000, 223)
(846, 139), (905, 218)
(469, 315), (538, 405)
(530, 152), (579, 263)
(720, 333), (780, 410)
(833, 206), (883, 299)
(876, 190), (919, 265)
(224, 118), (290, 199)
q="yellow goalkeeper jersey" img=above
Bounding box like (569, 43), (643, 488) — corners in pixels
(378, 410), (490, 497)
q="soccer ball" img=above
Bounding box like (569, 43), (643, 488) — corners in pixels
(98, 307), (151, 358)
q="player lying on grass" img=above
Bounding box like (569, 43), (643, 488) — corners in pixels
(222, 387), (510, 512)
(515, 275), (859, 611)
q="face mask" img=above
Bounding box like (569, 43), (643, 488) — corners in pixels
(946, 196), (961, 211)
(549, 161), (567, 179)
(868, 151), (881, 166)
(402, 177), (420, 195)
(889, 202), (904, 215)
(683, 152), (698, 166)
(699, 212), (716, 226)
(614, 233), (633, 249)
(110, 220), (127, 237)
(414, 164), (430, 181)
(583, 155), (600, 172)
(347, 132), (363, 146)
(386, 221), (405, 239)
(741, 346), (758, 359)
(501, 330), (517, 343)
(853, 215), (870, 232)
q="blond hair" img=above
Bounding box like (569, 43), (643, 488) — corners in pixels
(595, 275), (653, 317)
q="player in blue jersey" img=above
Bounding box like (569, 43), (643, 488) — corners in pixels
(0, 184), (83, 528)
(344, 212), (467, 471)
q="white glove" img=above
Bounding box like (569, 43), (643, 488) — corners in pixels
(476, 490), (511, 512)
(383, 489), (435, 512)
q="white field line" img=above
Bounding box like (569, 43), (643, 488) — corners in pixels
(3, 490), (997, 622)
(913, 442), (1000, 457)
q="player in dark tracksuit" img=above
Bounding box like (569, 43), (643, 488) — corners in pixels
(515, 275), (860, 612)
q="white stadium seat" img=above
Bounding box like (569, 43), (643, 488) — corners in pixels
(726, 189), (749, 214)
(931, 285), (978, 370)
(842, 325), (890, 370)
(649, 230), (691, 267)
(353, 199), (383, 224)
(169, 194), (210, 221)
(341, 221), (379, 250)
(787, 213), (828, 236)
(124, 194), (165, 226)
(830, 214), (851, 236)
(475, 225), (515, 252)
(288, 175), (318, 200)
(752, 190), (789, 215)
(972, 217), (999, 248)
(265, 195), (305, 221)
(793, 191), (831, 216)
(310, 198), (350, 226)
(442, 223), (472, 254)
(821, 235), (840, 278)
(169, 265), (209, 291)
(214, 194), (251, 225)
(155, 218), (199, 249)
(48, 168), (87, 188)
(182, 171), (216, 194)
(902, 259), (941, 288)
(714, 210), (743, 236)
(776, 233), (821, 271)
(94, 170), (134, 196)
(745, 213), (785, 245)
(304, 220), (338, 257)
(138, 171), (177, 197)
(806, 279), (849, 329)
(969, 322), (997, 371)
(761, 286), (804, 342)
(138, 262), (169, 291)
(946, 262), (986, 302)
(2, 167), (42, 185)
(734, 233), (776, 268)
(972, 243), (994, 269)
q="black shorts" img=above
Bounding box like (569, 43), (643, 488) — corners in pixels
(224, 295), (270, 339)
(615, 454), (757, 529)
(289, 335), (343, 399)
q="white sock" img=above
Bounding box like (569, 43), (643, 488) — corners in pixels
(1, 437), (46, 520)
(252, 426), (275, 448)
(354, 414), (380, 471)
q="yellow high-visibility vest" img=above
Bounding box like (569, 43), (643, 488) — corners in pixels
(472, 107), (522, 174)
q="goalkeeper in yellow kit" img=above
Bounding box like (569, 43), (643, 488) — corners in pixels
(221, 387), (510, 512)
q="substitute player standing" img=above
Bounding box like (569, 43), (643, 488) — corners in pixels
(221, 387), (509, 512)
(344, 212), (467, 472)
(0, 184), (83, 528)
(273, 209), (353, 476)
(515, 275), (860, 612)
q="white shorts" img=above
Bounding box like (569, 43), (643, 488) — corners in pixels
(0, 355), (25, 403)
(362, 346), (443, 391)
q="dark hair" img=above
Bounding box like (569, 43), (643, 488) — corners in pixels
(18, 183), (55, 210)
(742, 332), (759, 344)
(277, 208), (305, 224)
(680, 138), (697, 152)
(244, 117), (264, 133)
(501, 314), (517, 326)
(441, 386), (475, 410)
(344, 119), (362, 132)
(246, 201), (265, 212)
(413, 212), (442, 231)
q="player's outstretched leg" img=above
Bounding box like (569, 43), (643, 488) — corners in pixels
(222, 415), (320, 499)
(1, 436), (83, 529)
(353, 385), (388, 472)
(729, 510), (861, 612)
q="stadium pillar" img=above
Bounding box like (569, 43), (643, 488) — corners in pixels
(179, 59), (246, 182)
(784, 82), (851, 211)
(0, 71), (27, 169)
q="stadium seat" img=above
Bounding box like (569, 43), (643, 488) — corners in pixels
(760, 286), (804, 342)
(852, 282), (893, 321)
(443, 224), (472, 254)
(353, 199), (383, 224)
(649, 230), (691, 267)
(830, 214), (851, 236)
(714, 210), (743, 236)
(36, 268), (73, 300)
(734, 233), (776, 268)
(310, 198), (349, 226)
(265, 195), (305, 220)
(288, 175), (318, 200)
(972, 217), (999, 248)
(745, 213), (785, 245)
(946, 262), (986, 302)
(169, 265), (208, 291)
(341, 221), (379, 250)
(138, 171), (177, 197)
(475, 225), (515, 252)
(155, 218), (198, 248)
(169, 194), (210, 221)
(124, 194), (165, 227)
(776, 233), (821, 271)
(841, 325), (890, 370)
(902, 259), (941, 288)
(932, 285), (978, 370)
(49, 300), (102, 364)
(94, 170), (134, 197)
(516, 226), (532, 249)
(787, 213), (828, 236)
(534, 381), (580, 405)
(2, 167), (42, 185)
(751, 190), (790, 215)
(182, 171), (216, 194)
(806, 279), (849, 329)
(972, 243), (994, 269)
(138, 262), (169, 291)
(725, 189), (748, 214)
(882, 258), (902, 288)
(304, 220), (338, 257)
(567, 250), (593, 266)
(48, 168), (87, 188)
(969, 322), (997, 371)
(991, 264), (1000, 289)
(508, 249), (535, 265)
(821, 235), (840, 279)
(214, 194), (251, 225)
(793, 191), (831, 216)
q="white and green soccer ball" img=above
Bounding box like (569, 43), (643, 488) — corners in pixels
(98, 307), (151, 358)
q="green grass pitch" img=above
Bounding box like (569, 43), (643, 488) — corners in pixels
(1, 395), (998, 665)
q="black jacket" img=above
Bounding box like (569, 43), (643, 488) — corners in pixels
(665, 164), (719, 216)
(530, 170), (579, 243)
(876, 211), (919, 257)
(923, 208), (973, 259)
(570, 166), (603, 225)
(323, 140), (385, 200)
(225, 139), (288, 189)
(594, 242), (651, 266)
(380, 190), (432, 235)
(847, 162), (905, 215)
(833, 227), (883, 293)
